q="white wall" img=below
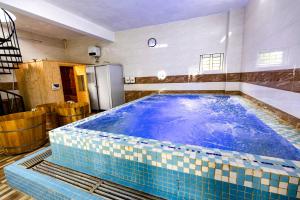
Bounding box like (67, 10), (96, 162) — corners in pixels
(227, 8), (244, 73)
(241, 0), (300, 118)
(225, 8), (244, 91)
(109, 9), (244, 77)
(2, 2), (299, 118)
(124, 82), (225, 92)
(66, 9), (244, 91)
(107, 13), (227, 77)
(66, 3), (300, 119)
(242, 0), (300, 72)
(241, 83), (300, 119)
(66, 9), (246, 76)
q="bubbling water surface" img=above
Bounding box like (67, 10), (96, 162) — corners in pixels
(77, 95), (300, 161)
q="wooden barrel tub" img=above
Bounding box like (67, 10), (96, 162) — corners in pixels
(36, 103), (58, 131)
(56, 102), (89, 126)
(0, 111), (47, 155)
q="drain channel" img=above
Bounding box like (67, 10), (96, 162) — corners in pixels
(32, 160), (164, 200)
(20, 149), (52, 168)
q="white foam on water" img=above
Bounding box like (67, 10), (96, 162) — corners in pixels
(205, 122), (237, 135)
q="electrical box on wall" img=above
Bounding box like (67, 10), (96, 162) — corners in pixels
(88, 46), (101, 57)
(124, 77), (135, 84)
(130, 77), (136, 83)
(124, 77), (130, 84)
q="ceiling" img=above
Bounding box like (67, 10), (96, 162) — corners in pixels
(45, 0), (248, 31)
(10, 0), (248, 40)
(14, 12), (85, 40)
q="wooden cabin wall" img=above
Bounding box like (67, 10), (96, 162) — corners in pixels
(16, 61), (63, 110)
(15, 61), (87, 110)
(42, 61), (66, 105)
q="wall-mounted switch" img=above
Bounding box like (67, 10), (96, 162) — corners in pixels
(130, 77), (136, 84)
(124, 77), (131, 84)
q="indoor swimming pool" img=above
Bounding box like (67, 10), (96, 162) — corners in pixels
(5, 94), (300, 199)
(77, 94), (300, 161)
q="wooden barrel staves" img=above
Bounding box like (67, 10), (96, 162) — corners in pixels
(36, 103), (58, 131)
(56, 102), (89, 126)
(0, 111), (47, 155)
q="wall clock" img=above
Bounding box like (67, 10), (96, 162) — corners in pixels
(147, 38), (157, 47)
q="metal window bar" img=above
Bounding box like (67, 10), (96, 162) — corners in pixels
(200, 53), (224, 72)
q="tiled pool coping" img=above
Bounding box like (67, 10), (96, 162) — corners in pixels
(4, 147), (165, 200)
(4, 147), (102, 200)
(49, 94), (300, 198)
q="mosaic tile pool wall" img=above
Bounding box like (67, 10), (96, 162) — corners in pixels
(49, 129), (300, 200)
(49, 142), (297, 200)
(48, 95), (300, 199)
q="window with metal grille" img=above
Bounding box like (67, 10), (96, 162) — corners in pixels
(200, 53), (224, 72)
(257, 51), (284, 66)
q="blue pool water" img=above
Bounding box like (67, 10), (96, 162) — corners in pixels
(77, 95), (300, 160)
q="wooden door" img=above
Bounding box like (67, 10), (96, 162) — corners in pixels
(60, 66), (77, 102)
(73, 65), (90, 105)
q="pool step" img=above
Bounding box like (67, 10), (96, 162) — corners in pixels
(31, 160), (164, 200)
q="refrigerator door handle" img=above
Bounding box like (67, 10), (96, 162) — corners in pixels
(94, 66), (101, 111)
(106, 68), (113, 109)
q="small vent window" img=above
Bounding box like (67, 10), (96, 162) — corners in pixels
(257, 51), (284, 66)
(200, 53), (224, 72)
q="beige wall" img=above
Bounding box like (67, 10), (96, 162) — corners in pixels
(0, 29), (68, 84)
(18, 30), (68, 62)
(64, 36), (110, 65)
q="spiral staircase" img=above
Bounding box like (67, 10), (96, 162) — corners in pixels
(0, 8), (24, 115)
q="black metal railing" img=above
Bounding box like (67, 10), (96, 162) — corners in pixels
(0, 8), (22, 74)
(0, 90), (25, 115)
(0, 8), (24, 116)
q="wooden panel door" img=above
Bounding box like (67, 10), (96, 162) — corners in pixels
(73, 65), (90, 105)
(60, 66), (78, 102)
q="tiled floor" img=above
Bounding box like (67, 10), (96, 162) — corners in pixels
(0, 144), (49, 200)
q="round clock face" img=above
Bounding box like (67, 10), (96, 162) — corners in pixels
(147, 38), (157, 47)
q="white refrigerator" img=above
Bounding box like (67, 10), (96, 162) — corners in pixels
(86, 64), (124, 111)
